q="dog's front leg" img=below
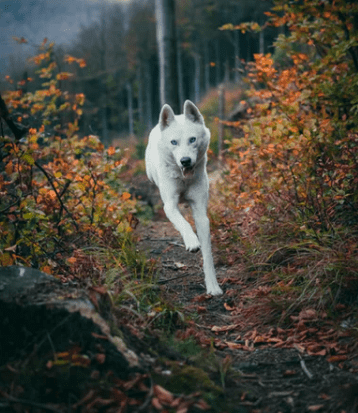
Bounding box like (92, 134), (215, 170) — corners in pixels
(163, 201), (201, 252)
(191, 202), (223, 296)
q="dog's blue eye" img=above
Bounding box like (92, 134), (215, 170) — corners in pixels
(189, 137), (196, 144)
(171, 140), (178, 145)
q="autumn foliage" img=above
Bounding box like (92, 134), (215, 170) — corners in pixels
(0, 42), (137, 279)
(218, 0), (358, 308)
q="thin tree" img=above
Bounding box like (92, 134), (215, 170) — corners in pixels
(155, 0), (180, 114)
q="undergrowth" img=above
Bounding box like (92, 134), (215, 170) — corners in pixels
(213, 0), (358, 323)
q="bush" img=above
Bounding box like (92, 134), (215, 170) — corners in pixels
(0, 42), (138, 279)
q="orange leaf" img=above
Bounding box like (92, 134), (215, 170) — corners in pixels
(224, 302), (235, 311)
(122, 192), (131, 200)
(107, 146), (116, 156)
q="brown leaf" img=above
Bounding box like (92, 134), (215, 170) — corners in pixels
(193, 294), (210, 302)
(95, 353), (106, 364)
(283, 370), (297, 376)
(308, 405), (324, 411)
(91, 332), (108, 340)
(299, 308), (317, 320)
(194, 399), (211, 410)
(151, 397), (163, 410)
(153, 384), (174, 405)
(327, 355), (347, 363)
(211, 324), (240, 332)
(225, 341), (243, 350)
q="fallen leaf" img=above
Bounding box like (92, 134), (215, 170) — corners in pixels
(308, 405), (324, 411)
(327, 355), (347, 363)
(91, 332), (108, 340)
(151, 397), (163, 410)
(153, 385), (174, 405)
(225, 341), (243, 350)
(194, 399), (211, 410)
(299, 308), (317, 320)
(211, 324), (240, 332)
(283, 370), (297, 376)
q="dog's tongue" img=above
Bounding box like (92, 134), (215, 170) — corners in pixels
(182, 167), (194, 178)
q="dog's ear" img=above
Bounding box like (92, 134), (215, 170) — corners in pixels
(184, 100), (204, 124)
(159, 104), (175, 130)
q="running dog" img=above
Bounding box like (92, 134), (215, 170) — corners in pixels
(145, 100), (223, 296)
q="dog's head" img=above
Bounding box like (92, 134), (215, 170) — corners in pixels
(158, 100), (210, 178)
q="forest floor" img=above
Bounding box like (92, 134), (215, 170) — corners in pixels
(135, 171), (358, 413)
(2, 169), (358, 413)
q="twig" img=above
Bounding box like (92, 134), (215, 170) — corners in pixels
(1, 394), (63, 413)
(134, 375), (154, 413)
(168, 241), (185, 248)
(34, 160), (79, 230)
(158, 273), (198, 284)
(297, 353), (313, 380)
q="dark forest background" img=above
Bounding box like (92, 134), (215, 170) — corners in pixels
(1, 0), (275, 142)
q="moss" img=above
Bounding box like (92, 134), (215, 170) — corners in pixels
(154, 361), (222, 396)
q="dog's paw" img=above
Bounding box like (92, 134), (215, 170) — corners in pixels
(183, 233), (201, 253)
(206, 284), (223, 296)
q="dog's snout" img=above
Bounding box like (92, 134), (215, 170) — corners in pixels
(180, 157), (191, 167)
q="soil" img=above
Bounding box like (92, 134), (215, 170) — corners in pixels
(136, 178), (358, 413)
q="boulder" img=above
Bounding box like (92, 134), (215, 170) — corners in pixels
(0, 266), (141, 378)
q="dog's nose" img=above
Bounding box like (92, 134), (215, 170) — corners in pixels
(180, 157), (191, 167)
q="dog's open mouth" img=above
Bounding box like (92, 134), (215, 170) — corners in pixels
(181, 166), (194, 178)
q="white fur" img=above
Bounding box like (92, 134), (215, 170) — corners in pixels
(145, 100), (223, 296)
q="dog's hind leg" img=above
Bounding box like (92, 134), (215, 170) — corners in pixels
(191, 202), (223, 296)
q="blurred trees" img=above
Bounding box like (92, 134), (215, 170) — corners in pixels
(3, 0), (274, 140)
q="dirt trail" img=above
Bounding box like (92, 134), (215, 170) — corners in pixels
(137, 180), (358, 413)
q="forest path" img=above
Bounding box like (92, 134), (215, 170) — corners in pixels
(135, 171), (358, 413)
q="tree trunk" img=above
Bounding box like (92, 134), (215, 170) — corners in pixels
(155, 0), (180, 114)
(193, 51), (201, 104)
(100, 80), (109, 143)
(99, 7), (109, 142)
(137, 65), (144, 127)
(224, 60), (230, 85)
(234, 30), (240, 83)
(259, 29), (265, 55)
(215, 38), (221, 86)
(176, 27), (184, 108)
(145, 63), (153, 131)
(127, 82), (134, 136)
(204, 42), (210, 93)
(218, 84), (225, 161)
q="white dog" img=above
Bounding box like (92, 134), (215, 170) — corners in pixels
(145, 100), (223, 296)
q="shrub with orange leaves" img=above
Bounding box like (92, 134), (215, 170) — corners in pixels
(223, 0), (358, 242)
(0, 42), (138, 278)
(215, 0), (358, 312)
